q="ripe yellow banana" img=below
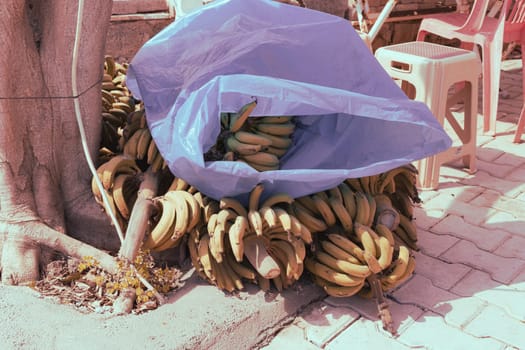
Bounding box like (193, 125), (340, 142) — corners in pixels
(345, 178), (364, 193)
(253, 122), (295, 136)
(374, 223), (396, 246)
(221, 255), (244, 291)
(173, 190), (202, 232)
(167, 176), (189, 192)
(376, 236), (394, 270)
(338, 182), (357, 220)
(136, 127), (151, 160)
(293, 202), (328, 233)
(259, 206), (278, 228)
(295, 195), (320, 216)
(312, 194), (336, 226)
(198, 234), (215, 283)
(123, 128), (143, 159)
(219, 197), (248, 218)
(273, 207), (292, 233)
(393, 223), (419, 251)
(207, 213), (218, 235)
(312, 275), (365, 298)
(269, 239), (301, 280)
(99, 155), (140, 190)
(164, 190), (190, 240)
(354, 223), (377, 258)
(328, 196), (353, 232)
(228, 215), (249, 262)
(248, 210), (264, 236)
(224, 248), (256, 281)
(304, 258), (364, 287)
(365, 193), (376, 227)
(353, 191), (370, 225)
(358, 176), (370, 194)
(146, 138), (159, 165)
(188, 229), (208, 280)
(398, 213), (418, 242)
(246, 183), (263, 212)
(320, 240), (360, 265)
(315, 250), (370, 278)
(381, 245), (411, 286)
(142, 198), (176, 250)
(234, 130), (273, 147)
(368, 174), (380, 194)
(112, 174), (133, 219)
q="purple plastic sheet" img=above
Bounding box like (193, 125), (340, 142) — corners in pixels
(126, 0), (452, 201)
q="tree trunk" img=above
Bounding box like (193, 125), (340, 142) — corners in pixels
(0, 0), (117, 284)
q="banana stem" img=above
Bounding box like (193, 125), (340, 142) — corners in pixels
(367, 274), (397, 336)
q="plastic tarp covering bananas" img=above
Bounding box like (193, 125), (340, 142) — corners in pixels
(126, 0), (452, 201)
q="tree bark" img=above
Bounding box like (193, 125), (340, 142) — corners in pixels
(0, 0), (117, 284)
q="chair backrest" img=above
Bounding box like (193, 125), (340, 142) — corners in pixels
(458, 0), (494, 33)
(507, 0), (525, 23)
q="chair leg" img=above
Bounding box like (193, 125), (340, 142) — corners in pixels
(481, 42), (502, 136)
(513, 105), (525, 143)
(416, 29), (427, 41)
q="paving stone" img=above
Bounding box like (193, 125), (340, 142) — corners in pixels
(506, 165), (525, 182)
(476, 146), (506, 163)
(493, 152), (525, 167)
(391, 273), (486, 328)
(451, 269), (525, 321)
(421, 194), (499, 226)
(327, 296), (424, 336)
(295, 301), (360, 348)
(431, 215), (510, 252)
(260, 325), (318, 350)
(441, 240), (525, 284)
(465, 304), (525, 349)
(326, 318), (411, 350)
(481, 139), (525, 162)
(459, 170), (524, 197)
(475, 159), (516, 179)
(413, 207), (446, 231)
(470, 189), (525, 219)
(398, 311), (506, 350)
(412, 251), (471, 290)
(422, 184), (485, 203)
(483, 211), (525, 238)
(417, 228), (459, 258)
(493, 235), (525, 260)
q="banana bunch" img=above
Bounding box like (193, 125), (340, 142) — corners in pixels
(101, 55), (135, 153)
(214, 100), (296, 171)
(141, 189), (203, 252)
(188, 184), (311, 292)
(91, 155), (142, 230)
(122, 124), (165, 173)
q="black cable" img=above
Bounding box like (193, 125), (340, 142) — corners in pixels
(0, 78), (101, 100)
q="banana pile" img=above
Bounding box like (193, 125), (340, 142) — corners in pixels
(206, 100), (296, 171)
(188, 184), (312, 292)
(299, 165), (419, 298)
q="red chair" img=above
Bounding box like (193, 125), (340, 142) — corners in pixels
(416, 0), (511, 136)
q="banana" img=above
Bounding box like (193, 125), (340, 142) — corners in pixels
(207, 213), (218, 235)
(150, 150), (165, 173)
(345, 178), (364, 193)
(373, 194), (400, 231)
(354, 223), (377, 258)
(146, 138), (159, 165)
(393, 224), (419, 251)
(99, 155), (140, 190)
(248, 210), (264, 236)
(358, 176), (370, 194)
(226, 136), (263, 155)
(269, 240), (301, 280)
(389, 192), (414, 220)
(328, 196), (353, 232)
(377, 167), (406, 193)
(188, 229), (207, 280)
(224, 248), (256, 281)
(265, 146), (288, 158)
(253, 122), (295, 136)
(374, 223), (396, 246)
(229, 100), (257, 133)
(203, 200), (220, 222)
(168, 176), (190, 192)
(256, 116), (294, 124)
(338, 182), (357, 220)
(398, 213), (418, 242)
(123, 128), (143, 159)
(243, 236), (281, 279)
(363, 250), (383, 274)
(353, 191), (370, 225)
(221, 254), (244, 291)
(164, 190), (190, 240)
(293, 202), (328, 233)
(365, 193), (377, 227)
(326, 233), (366, 263)
(259, 206), (278, 228)
(304, 258), (364, 287)
(295, 195), (320, 216)
(328, 186), (343, 203)
(170, 190), (201, 232)
(220, 113), (231, 129)
(241, 152), (280, 168)
(253, 130), (292, 149)
(312, 194), (337, 226)
(210, 223), (227, 263)
(381, 245), (410, 285)
(257, 275), (271, 292)
(368, 174), (380, 194)
(249, 183), (265, 212)
(315, 250), (371, 278)
(320, 240), (360, 265)
(142, 198), (176, 250)
(376, 236), (394, 270)
(260, 192), (294, 209)
(234, 130), (273, 147)
(273, 207), (292, 233)
(299, 223), (313, 244)
(242, 161), (279, 172)
(210, 252), (235, 292)
(312, 275), (365, 298)
(228, 215), (249, 262)
(112, 174), (134, 219)
(220, 197), (248, 218)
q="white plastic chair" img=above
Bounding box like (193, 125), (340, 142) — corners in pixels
(416, 0), (511, 136)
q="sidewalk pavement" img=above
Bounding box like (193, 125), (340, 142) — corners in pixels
(260, 59), (525, 350)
